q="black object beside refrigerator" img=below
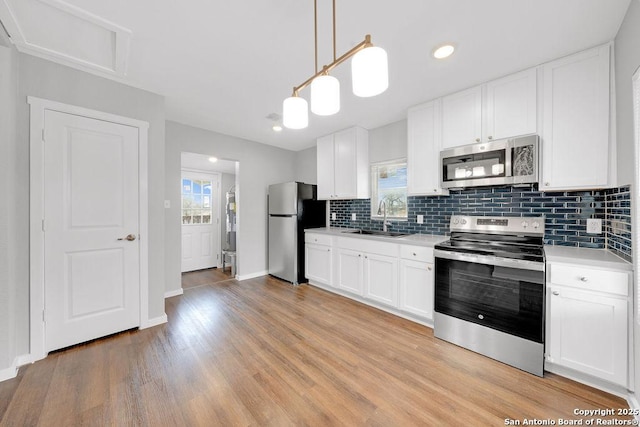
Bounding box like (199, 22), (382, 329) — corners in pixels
(268, 182), (326, 285)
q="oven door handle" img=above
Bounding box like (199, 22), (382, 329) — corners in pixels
(433, 249), (544, 272)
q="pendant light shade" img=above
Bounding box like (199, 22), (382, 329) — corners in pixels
(283, 96), (309, 129)
(351, 46), (389, 97)
(310, 75), (340, 116)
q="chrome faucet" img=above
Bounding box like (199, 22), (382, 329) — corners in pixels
(377, 200), (391, 232)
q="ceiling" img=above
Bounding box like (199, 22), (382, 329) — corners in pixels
(181, 152), (237, 175)
(0, 0), (632, 151)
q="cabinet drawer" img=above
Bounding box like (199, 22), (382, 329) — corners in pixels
(305, 233), (332, 246)
(400, 245), (434, 263)
(547, 263), (629, 296)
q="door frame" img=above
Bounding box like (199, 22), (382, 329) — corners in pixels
(180, 168), (222, 271)
(27, 97), (150, 362)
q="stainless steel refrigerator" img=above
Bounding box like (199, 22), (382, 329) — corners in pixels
(268, 182), (326, 285)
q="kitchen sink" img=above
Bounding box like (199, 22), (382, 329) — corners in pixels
(343, 229), (409, 238)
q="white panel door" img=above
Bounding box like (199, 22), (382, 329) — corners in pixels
(407, 100), (447, 196)
(333, 128), (358, 198)
(316, 134), (335, 200)
(541, 44), (610, 190)
(548, 286), (628, 386)
(399, 260), (434, 320)
(441, 86), (483, 149)
(181, 172), (220, 272)
(484, 68), (537, 141)
(44, 110), (140, 352)
(336, 248), (363, 295)
(364, 253), (398, 307)
(305, 244), (332, 286)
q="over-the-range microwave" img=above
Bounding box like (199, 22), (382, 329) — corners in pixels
(440, 135), (539, 189)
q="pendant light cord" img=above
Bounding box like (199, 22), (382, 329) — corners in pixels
(314, 0), (318, 74)
(332, 0), (336, 62)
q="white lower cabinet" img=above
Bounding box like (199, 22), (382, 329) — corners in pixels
(305, 234), (437, 322)
(399, 259), (434, 320)
(364, 253), (398, 307)
(305, 243), (332, 286)
(546, 262), (631, 387)
(336, 248), (364, 295)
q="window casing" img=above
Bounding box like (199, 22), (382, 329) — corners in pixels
(370, 159), (408, 220)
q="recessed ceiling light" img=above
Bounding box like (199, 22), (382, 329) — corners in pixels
(208, 157), (218, 163)
(433, 44), (455, 59)
(272, 124), (283, 132)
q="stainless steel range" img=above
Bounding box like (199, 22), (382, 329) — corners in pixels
(433, 215), (545, 376)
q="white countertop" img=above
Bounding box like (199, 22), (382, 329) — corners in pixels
(544, 245), (632, 271)
(305, 227), (447, 248)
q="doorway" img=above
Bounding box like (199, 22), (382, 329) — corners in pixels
(180, 153), (237, 276)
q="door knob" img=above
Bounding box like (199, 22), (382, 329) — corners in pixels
(118, 234), (137, 241)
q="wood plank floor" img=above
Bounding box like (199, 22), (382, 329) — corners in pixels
(0, 274), (632, 426)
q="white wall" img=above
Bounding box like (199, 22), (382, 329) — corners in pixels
(165, 121), (296, 293)
(8, 53), (167, 363)
(369, 120), (407, 163)
(294, 146), (318, 185)
(614, 0), (640, 399)
(0, 45), (17, 376)
(615, 0), (640, 187)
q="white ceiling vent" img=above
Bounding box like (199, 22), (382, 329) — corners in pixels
(0, 0), (131, 77)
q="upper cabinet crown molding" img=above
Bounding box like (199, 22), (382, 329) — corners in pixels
(0, 0), (132, 78)
(317, 126), (369, 200)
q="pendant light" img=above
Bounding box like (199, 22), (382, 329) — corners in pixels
(282, 0), (388, 129)
(282, 95), (309, 129)
(311, 73), (340, 115)
(352, 45), (388, 97)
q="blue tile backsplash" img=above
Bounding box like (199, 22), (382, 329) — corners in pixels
(329, 184), (632, 261)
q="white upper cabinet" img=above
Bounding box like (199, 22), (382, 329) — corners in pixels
(441, 69), (538, 149)
(541, 44), (611, 191)
(485, 68), (537, 141)
(317, 127), (369, 200)
(407, 99), (448, 196)
(441, 86), (483, 149)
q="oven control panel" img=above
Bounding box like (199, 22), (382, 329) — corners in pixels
(450, 215), (545, 236)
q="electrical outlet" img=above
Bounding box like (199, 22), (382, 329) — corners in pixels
(351, 213), (357, 221)
(164, 200), (171, 209)
(331, 212), (336, 220)
(586, 218), (602, 234)
(417, 214), (424, 224)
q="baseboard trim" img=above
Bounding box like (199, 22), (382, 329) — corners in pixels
(164, 288), (184, 298)
(544, 362), (629, 399)
(236, 270), (268, 281)
(0, 360), (18, 383)
(628, 393), (639, 419)
(140, 314), (168, 329)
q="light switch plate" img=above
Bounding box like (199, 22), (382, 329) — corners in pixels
(164, 200), (171, 209)
(331, 212), (336, 220)
(417, 214), (424, 224)
(586, 218), (602, 234)
(351, 213), (357, 221)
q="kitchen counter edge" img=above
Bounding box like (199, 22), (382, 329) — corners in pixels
(544, 245), (632, 271)
(304, 227), (447, 248)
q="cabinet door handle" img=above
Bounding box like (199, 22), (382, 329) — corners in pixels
(412, 252), (417, 256)
(427, 266), (432, 271)
(579, 276), (588, 282)
(358, 254), (361, 257)
(488, 136), (493, 140)
(475, 138), (481, 142)
(552, 291), (560, 296)
(545, 182), (550, 186)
